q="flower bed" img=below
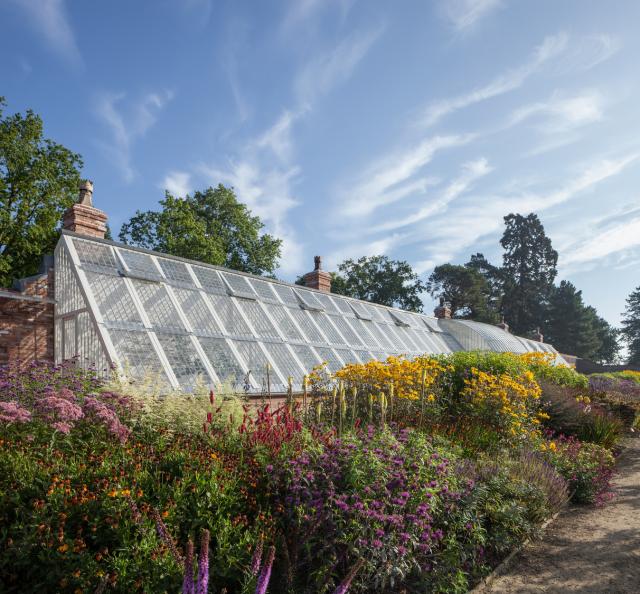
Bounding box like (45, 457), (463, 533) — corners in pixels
(0, 353), (625, 593)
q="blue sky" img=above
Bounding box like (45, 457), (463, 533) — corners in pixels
(2, 0), (640, 328)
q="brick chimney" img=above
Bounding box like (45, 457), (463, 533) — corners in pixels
(62, 180), (108, 238)
(434, 297), (451, 319)
(497, 316), (510, 332)
(531, 327), (544, 343)
(302, 256), (331, 293)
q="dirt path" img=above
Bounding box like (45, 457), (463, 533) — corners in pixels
(484, 436), (640, 594)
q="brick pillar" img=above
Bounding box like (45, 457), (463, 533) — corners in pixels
(531, 327), (544, 343)
(302, 256), (332, 293)
(62, 180), (108, 238)
(497, 317), (510, 332)
(434, 298), (451, 319)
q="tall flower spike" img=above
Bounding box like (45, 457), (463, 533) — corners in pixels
(183, 540), (195, 594)
(255, 545), (275, 594)
(196, 529), (210, 594)
(250, 537), (264, 576)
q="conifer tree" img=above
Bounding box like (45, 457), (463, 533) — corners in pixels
(621, 286), (640, 365)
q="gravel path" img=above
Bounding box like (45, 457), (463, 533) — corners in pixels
(484, 436), (640, 594)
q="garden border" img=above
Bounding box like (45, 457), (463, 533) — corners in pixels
(469, 510), (562, 594)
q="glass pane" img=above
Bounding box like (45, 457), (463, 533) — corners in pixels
(263, 342), (305, 385)
(206, 294), (252, 337)
(119, 249), (162, 279)
(295, 288), (325, 310)
(248, 279), (278, 301)
(380, 324), (405, 350)
(337, 349), (360, 365)
(85, 271), (143, 327)
(193, 266), (226, 294)
(331, 296), (355, 315)
(350, 301), (372, 320)
(288, 308), (325, 343)
(310, 312), (345, 344)
(291, 344), (321, 374)
(369, 323), (397, 350)
(173, 288), (222, 336)
(355, 349), (373, 363)
(197, 337), (246, 386)
(232, 340), (273, 387)
(329, 316), (362, 346)
(407, 329), (431, 353)
(315, 346), (344, 372)
(222, 272), (256, 296)
(365, 304), (387, 322)
(110, 329), (168, 382)
(63, 318), (76, 359)
(272, 284), (299, 306)
(156, 334), (210, 389)
(422, 317), (443, 333)
(131, 280), (185, 332)
(264, 305), (304, 341)
(313, 293), (340, 314)
(74, 239), (119, 270)
(348, 318), (380, 349)
(158, 259), (192, 284)
(393, 326), (418, 352)
(236, 300), (280, 339)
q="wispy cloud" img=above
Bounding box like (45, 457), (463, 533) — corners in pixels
(410, 153), (639, 273)
(371, 157), (492, 232)
(295, 25), (384, 107)
(11, 0), (82, 67)
(338, 134), (475, 217)
(161, 171), (192, 197)
(95, 90), (173, 183)
(282, 0), (355, 32)
(441, 0), (502, 32)
(421, 32), (568, 127)
(554, 34), (622, 73)
(509, 90), (603, 132)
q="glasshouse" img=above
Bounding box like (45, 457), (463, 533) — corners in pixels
(54, 233), (562, 393)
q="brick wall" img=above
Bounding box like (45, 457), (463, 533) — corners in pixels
(0, 269), (55, 369)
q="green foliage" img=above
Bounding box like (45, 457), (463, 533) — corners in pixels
(119, 184), (282, 276)
(330, 255), (425, 312)
(426, 263), (499, 323)
(0, 97), (83, 286)
(544, 281), (619, 362)
(500, 213), (558, 336)
(621, 285), (640, 365)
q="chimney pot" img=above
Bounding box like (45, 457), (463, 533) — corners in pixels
(62, 180), (107, 239)
(303, 256), (331, 292)
(434, 298), (452, 319)
(497, 317), (510, 333)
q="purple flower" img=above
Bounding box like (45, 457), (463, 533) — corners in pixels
(333, 558), (365, 594)
(0, 401), (31, 424)
(196, 530), (210, 594)
(250, 538), (264, 576)
(183, 540), (195, 594)
(255, 545), (275, 594)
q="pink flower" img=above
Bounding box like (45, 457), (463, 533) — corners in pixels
(0, 401), (32, 424)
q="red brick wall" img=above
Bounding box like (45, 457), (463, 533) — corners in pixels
(0, 270), (55, 368)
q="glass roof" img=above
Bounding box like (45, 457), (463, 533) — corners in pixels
(56, 232), (564, 392)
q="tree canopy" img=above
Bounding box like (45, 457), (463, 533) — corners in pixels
(621, 286), (640, 365)
(500, 213), (558, 336)
(119, 184), (282, 276)
(426, 263), (498, 323)
(328, 255), (425, 312)
(0, 97), (83, 286)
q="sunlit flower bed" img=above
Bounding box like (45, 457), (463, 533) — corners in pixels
(0, 353), (624, 593)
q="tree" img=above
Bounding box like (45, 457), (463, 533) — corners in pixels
(119, 184), (282, 276)
(0, 97), (83, 286)
(500, 213), (558, 335)
(426, 263), (498, 322)
(329, 255), (425, 312)
(621, 286), (640, 365)
(584, 307), (619, 364)
(543, 281), (611, 360)
(465, 253), (503, 315)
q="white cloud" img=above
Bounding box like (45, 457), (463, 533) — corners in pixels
(11, 0), (81, 67)
(161, 171), (192, 197)
(95, 90), (173, 183)
(441, 0), (502, 32)
(255, 110), (300, 163)
(371, 157), (492, 232)
(338, 134), (474, 217)
(282, 0), (355, 31)
(421, 32), (568, 127)
(510, 90), (603, 132)
(295, 25), (384, 107)
(555, 34), (622, 73)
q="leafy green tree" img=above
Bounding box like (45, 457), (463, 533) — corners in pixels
(426, 263), (498, 322)
(465, 252), (503, 315)
(0, 97), (83, 286)
(621, 286), (640, 365)
(584, 306), (619, 364)
(119, 184), (282, 276)
(500, 213), (558, 335)
(329, 255), (425, 312)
